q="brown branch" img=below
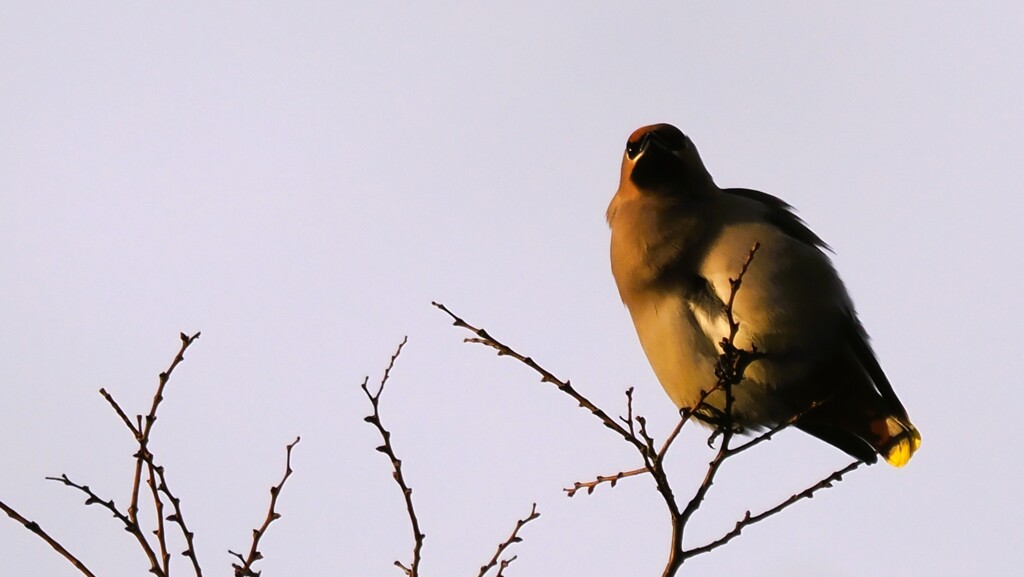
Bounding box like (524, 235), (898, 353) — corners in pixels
(146, 461), (171, 575)
(127, 332), (201, 528)
(662, 243), (761, 576)
(76, 331), (201, 577)
(564, 401), (694, 497)
(437, 239), (862, 576)
(433, 302), (645, 454)
(681, 460), (863, 560)
(128, 452), (146, 538)
(724, 242), (760, 338)
(567, 388), (688, 497)
(143, 332), (201, 440)
(433, 302), (684, 570)
(45, 473), (165, 576)
(477, 503), (540, 577)
(0, 499), (97, 577)
(494, 557), (517, 577)
(230, 436), (301, 577)
(361, 337), (425, 577)
(565, 467), (649, 497)
(4, 332), (304, 577)
(112, 332), (203, 576)
(153, 461), (203, 576)
(91, 332), (205, 576)
(99, 387), (140, 437)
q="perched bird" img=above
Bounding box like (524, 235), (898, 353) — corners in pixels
(607, 123), (920, 466)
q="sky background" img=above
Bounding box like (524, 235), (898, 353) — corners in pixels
(2, 2), (1023, 576)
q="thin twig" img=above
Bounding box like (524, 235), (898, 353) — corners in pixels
(2, 332), (286, 577)
(565, 468), (648, 497)
(658, 413), (688, 459)
(477, 503), (541, 577)
(229, 436), (301, 577)
(495, 557), (518, 577)
(565, 409), (689, 497)
(681, 460), (863, 560)
(664, 243), (761, 576)
(99, 332), (204, 577)
(146, 462), (171, 575)
(433, 302), (646, 454)
(361, 337), (425, 577)
(142, 332), (201, 440)
(438, 240), (862, 577)
(0, 499), (97, 577)
(724, 243), (760, 338)
(433, 302), (683, 569)
(127, 332), (201, 529)
(45, 473), (165, 576)
(99, 387), (140, 437)
(153, 462), (203, 576)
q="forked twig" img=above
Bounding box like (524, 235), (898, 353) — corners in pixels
(681, 460), (862, 560)
(229, 436), (302, 577)
(361, 337), (425, 577)
(477, 503), (541, 577)
(438, 242), (861, 577)
(3, 332), (301, 577)
(28, 333), (202, 577)
(433, 302), (647, 453)
(433, 301), (683, 572)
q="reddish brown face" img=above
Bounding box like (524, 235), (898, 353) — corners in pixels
(623, 123), (709, 195)
(625, 124), (689, 161)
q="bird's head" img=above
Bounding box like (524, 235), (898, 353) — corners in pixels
(619, 123), (715, 197)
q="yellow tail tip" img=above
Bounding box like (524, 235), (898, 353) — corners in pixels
(881, 422), (922, 467)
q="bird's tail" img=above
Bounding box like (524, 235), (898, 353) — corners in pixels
(875, 416), (921, 467)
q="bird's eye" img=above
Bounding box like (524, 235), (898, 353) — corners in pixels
(626, 139), (642, 158)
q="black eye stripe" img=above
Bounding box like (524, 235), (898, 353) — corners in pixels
(625, 128), (688, 160)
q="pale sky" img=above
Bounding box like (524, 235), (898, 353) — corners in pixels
(2, 2), (1022, 576)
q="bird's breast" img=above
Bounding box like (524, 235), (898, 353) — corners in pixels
(626, 291), (721, 409)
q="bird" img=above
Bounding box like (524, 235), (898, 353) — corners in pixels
(607, 123), (920, 466)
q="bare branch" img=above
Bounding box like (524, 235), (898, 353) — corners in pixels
(681, 460), (863, 560)
(477, 503), (540, 577)
(437, 242), (858, 576)
(143, 332), (202, 440)
(433, 302), (645, 453)
(127, 331), (201, 527)
(0, 499), (97, 577)
(230, 436), (301, 577)
(663, 243), (761, 576)
(99, 387), (140, 437)
(145, 462), (171, 575)
(45, 473), (165, 576)
(724, 243), (760, 338)
(99, 332), (205, 576)
(565, 467), (648, 497)
(361, 337), (425, 577)
(3, 331), (305, 577)
(153, 462), (203, 576)
(565, 412), (689, 497)
(433, 302), (684, 571)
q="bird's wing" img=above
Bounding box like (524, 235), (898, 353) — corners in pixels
(844, 312), (910, 418)
(721, 188), (828, 251)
